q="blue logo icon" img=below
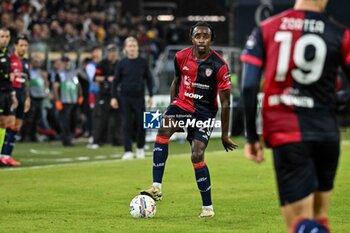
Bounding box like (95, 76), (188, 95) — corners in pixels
(143, 110), (162, 129)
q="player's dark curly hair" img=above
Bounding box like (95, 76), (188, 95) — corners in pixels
(189, 21), (215, 42)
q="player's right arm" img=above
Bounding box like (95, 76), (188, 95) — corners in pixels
(170, 56), (181, 103)
(240, 27), (265, 163)
(241, 62), (264, 163)
(111, 60), (121, 109)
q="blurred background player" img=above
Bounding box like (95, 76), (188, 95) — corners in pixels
(88, 43), (121, 148)
(0, 28), (18, 166)
(241, 0), (350, 232)
(1, 35), (30, 166)
(111, 36), (153, 159)
(141, 22), (237, 218)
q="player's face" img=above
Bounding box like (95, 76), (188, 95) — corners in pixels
(0, 30), (10, 49)
(15, 39), (29, 58)
(124, 40), (139, 59)
(191, 26), (212, 57)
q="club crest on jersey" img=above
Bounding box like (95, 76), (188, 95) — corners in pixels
(205, 68), (212, 77)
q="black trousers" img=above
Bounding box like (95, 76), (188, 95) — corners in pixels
(93, 94), (123, 145)
(20, 97), (43, 141)
(59, 104), (76, 145)
(119, 95), (145, 152)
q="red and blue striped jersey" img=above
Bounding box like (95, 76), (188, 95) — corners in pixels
(241, 9), (350, 147)
(11, 54), (30, 90)
(173, 47), (231, 117)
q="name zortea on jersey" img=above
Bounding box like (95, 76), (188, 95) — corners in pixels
(280, 17), (324, 33)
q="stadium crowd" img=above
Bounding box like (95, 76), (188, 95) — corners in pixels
(0, 0), (191, 151)
(0, 0), (187, 52)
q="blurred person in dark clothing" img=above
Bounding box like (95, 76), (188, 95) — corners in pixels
(111, 36), (153, 159)
(54, 56), (83, 146)
(85, 46), (102, 142)
(88, 43), (122, 148)
(20, 55), (50, 142)
(77, 57), (92, 137)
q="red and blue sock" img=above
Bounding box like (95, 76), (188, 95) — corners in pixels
(152, 135), (169, 183)
(293, 218), (330, 233)
(1, 128), (18, 156)
(193, 161), (212, 207)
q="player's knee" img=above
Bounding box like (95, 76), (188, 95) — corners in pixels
(15, 120), (23, 130)
(191, 148), (204, 163)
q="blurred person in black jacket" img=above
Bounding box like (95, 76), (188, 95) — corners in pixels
(88, 43), (122, 148)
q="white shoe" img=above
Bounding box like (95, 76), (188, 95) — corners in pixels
(136, 148), (145, 159)
(199, 207), (215, 218)
(122, 151), (134, 160)
(140, 185), (163, 201)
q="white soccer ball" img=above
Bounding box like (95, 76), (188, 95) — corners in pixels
(129, 195), (156, 218)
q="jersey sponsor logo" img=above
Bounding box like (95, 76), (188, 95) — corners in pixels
(184, 91), (203, 99)
(205, 68), (213, 77)
(246, 35), (257, 49)
(280, 17), (325, 34)
(268, 94), (314, 108)
(192, 83), (209, 90)
(184, 75), (192, 89)
(15, 77), (26, 83)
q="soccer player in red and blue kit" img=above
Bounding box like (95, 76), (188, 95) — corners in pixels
(141, 22), (238, 218)
(0, 35), (30, 166)
(241, 0), (350, 232)
(0, 28), (18, 167)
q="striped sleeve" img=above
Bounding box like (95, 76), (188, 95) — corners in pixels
(240, 27), (265, 67)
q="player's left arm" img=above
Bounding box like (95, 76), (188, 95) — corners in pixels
(217, 64), (238, 151)
(219, 89), (238, 151)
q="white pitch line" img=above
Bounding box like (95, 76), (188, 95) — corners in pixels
(0, 150), (238, 172)
(30, 149), (62, 155)
(341, 140), (350, 145)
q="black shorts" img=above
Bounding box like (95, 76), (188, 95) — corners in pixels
(0, 91), (12, 116)
(272, 141), (340, 206)
(164, 105), (214, 145)
(10, 88), (26, 119)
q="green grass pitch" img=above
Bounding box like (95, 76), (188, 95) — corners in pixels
(0, 134), (349, 232)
